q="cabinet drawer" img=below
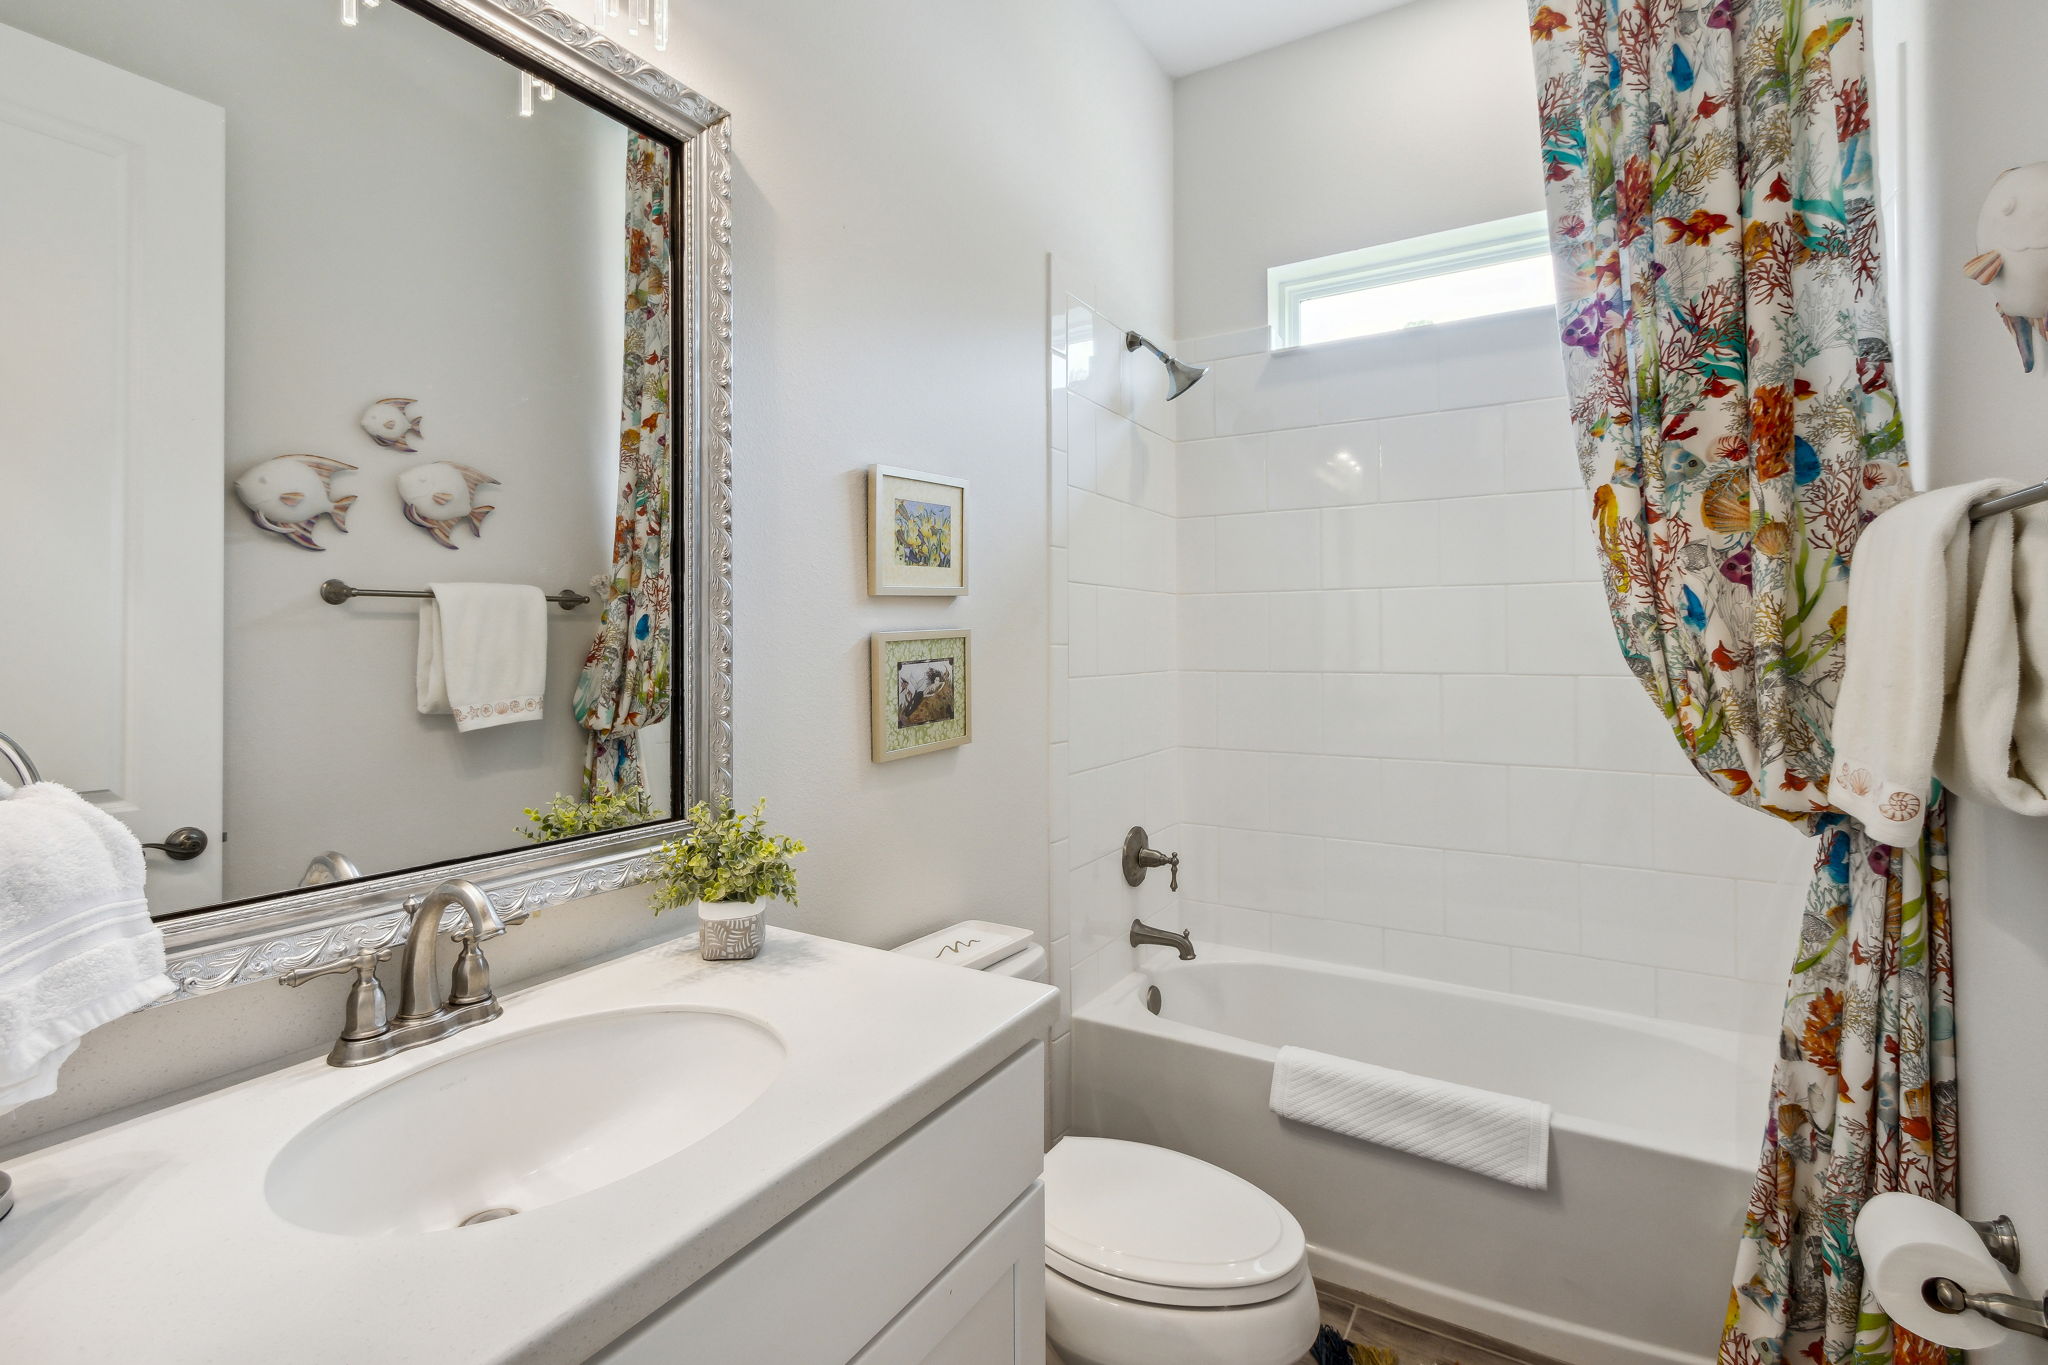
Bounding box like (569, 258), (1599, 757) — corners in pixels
(851, 1184), (1045, 1365)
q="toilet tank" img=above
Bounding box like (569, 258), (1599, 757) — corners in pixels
(895, 920), (1059, 1150)
(892, 920), (1048, 981)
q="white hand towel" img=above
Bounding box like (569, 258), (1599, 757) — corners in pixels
(416, 582), (547, 732)
(1940, 503), (2048, 820)
(1268, 1045), (1551, 1190)
(0, 783), (172, 1109)
(1832, 480), (2048, 843)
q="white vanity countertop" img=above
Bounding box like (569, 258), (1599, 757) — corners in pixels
(0, 927), (1058, 1364)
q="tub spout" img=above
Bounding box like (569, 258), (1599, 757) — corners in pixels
(1130, 918), (1195, 960)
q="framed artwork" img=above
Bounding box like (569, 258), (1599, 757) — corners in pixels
(868, 465), (968, 596)
(871, 630), (972, 762)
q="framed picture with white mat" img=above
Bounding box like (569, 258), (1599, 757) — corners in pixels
(867, 465), (968, 596)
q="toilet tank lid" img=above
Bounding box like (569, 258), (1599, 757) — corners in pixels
(891, 920), (1035, 972)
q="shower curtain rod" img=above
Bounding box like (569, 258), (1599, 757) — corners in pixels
(1969, 481), (2048, 521)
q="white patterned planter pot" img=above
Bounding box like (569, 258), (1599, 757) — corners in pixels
(697, 899), (765, 961)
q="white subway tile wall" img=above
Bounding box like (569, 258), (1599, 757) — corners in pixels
(1158, 315), (1812, 1038)
(1050, 289), (1814, 1115)
(1048, 276), (1187, 1107)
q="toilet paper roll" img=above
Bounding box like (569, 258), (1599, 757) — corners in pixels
(1856, 1192), (2011, 1349)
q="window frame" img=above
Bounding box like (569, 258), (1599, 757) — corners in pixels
(1267, 211), (1554, 351)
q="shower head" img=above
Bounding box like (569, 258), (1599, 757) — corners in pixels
(1124, 331), (1207, 401)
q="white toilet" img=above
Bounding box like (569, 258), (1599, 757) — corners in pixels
(895, 923), (1320, 1365)
(1040, 1136), (1319, 1365)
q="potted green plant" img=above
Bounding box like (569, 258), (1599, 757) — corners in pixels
(649, 798), (805, 960)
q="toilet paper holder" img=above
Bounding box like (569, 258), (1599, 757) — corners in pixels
(1973, 1215), (2023, 1274)
(1925, 1215), (2046, 1340)
(1924, 1275), (2048, 1339)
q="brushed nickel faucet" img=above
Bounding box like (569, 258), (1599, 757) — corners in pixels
(1130, 918), (1195, 960)
(283, 878), (508, 1066)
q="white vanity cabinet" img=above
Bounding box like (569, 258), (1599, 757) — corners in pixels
(591, 1042), (1047, 1365)
(0, 932), (1058, 1365)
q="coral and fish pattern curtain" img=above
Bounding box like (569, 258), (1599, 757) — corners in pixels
(575, 132), (675, 797)
(1525, 2), (1957, 1361)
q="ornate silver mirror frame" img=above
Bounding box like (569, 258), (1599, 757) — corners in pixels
(156, 0), (733, 1003)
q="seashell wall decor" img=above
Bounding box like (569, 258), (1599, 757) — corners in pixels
(397, 460), (499, 549)
(1964, 162), (2048, 371)
(359, 397), (424, 451)
(233, 454), (359, 551)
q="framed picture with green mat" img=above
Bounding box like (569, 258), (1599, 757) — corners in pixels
(870, 630), (971, 762)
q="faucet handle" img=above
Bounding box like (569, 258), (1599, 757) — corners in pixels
(280, 947), (389, 989)
(447, 932), (495, 1008)
(1121, 827), (1181, 892)
(281, 948), (391, 1043)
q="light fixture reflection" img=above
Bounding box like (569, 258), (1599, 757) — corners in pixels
(518, 72), (554, 117)
(595, 0), (668, 49)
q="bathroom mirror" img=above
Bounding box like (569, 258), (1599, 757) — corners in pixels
(0, 0), (731, 982)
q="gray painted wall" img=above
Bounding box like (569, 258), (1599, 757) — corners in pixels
(2, 0), (1175, 1150)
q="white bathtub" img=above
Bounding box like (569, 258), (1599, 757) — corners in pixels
(1069, 947), (1774, 1365)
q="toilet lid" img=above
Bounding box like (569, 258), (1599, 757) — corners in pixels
(1042, 1138), (1306, 1307)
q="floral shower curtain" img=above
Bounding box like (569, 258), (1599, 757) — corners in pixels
(1525, 3), (1957, 1362)
(575, 132), (674, 797)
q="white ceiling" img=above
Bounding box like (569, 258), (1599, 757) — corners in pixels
(1106, 0), (1420, 77)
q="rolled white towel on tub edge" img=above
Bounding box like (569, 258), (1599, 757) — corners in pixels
(1269, 1045), (1552, 1190)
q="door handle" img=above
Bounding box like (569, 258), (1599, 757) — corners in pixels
(143, 827), (209, 861)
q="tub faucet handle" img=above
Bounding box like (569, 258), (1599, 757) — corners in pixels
(1122, 827), (1180, 891)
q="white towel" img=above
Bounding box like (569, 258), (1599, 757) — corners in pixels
(416, 583), (547, 732)
(1832, 480), (2048, 843)
(1944, 503), (2048, 818)
(0, 784), (172, 1109)
(1268, 1045), (1552, 1190)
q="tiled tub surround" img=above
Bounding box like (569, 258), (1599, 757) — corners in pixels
(1047, 268), (1187, 1141)
(1049, 299), (1810, 1138)
(1172, 314), (1812, 1037)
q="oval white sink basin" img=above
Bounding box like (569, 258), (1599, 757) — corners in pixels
(265, 1009), (784, 1236)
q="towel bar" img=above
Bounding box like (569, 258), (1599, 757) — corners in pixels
(1969, 480), (2048, 521)
(0, 730), (28, 1222)
(0, 730), (40, 787)
(318, 579), (591, 611)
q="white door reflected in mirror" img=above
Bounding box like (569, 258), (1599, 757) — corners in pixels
(0, 20), (225, 908)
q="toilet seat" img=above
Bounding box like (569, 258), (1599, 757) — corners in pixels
(1042, 1137), (1307, 1309)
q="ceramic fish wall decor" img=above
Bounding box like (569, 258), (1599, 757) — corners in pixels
(233, 454), (358, 551)
(397, 460), (499, 549)
(1965, 162), (2048, 371)
(359, 397), (424, 451)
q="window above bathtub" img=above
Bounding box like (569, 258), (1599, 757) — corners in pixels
(1268, 212), (1557, 350)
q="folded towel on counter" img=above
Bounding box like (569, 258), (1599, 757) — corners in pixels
(0, 783), (171, 1109)
(1832, 479), (2048, 843)
(416, 582), (547, 732)
(1269, 1045), (1551, 1190)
